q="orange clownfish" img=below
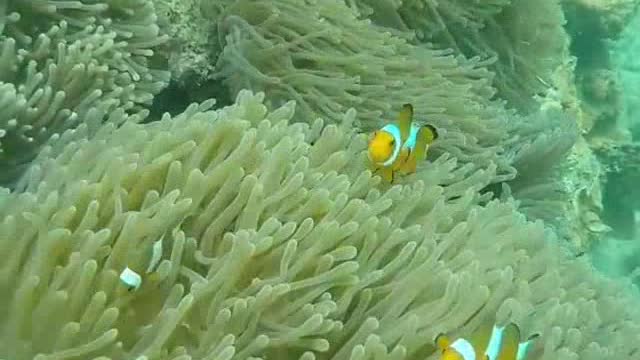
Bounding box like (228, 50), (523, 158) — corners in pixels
(434, 322), (540, 360)
(367, 103), (438, 183)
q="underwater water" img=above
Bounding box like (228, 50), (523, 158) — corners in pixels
(1, 0), (640, 359)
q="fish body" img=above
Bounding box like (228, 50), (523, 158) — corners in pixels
(367, 104), (438, 182)
(435, 322), (540, 360)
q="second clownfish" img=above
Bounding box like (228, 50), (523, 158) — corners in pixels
(435, 321), (540, 360)
(367, 104), (438, 183)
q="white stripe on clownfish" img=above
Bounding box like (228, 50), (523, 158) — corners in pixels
(485, 325), (505, 360)
(516, 336), (536, 360)
(120, 267), (142, 291)
(380, 123), (402, 166)
(403, 124), (421, 151)
(450, 338), (477, 360)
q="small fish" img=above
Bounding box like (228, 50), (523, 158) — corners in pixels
(434, 322), (540, 360)
(119, 233), (169, 292)
(367, 103), (438, 182)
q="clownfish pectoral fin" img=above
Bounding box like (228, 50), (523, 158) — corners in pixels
(401, 151), (417, 174)
(394, 148), (411, 172)
(378, 166), (394, 183)
(397, 103), (413, 144)
(434, 333), (451, 351)
(496, 323), (521, 360)
(515, 333), (540, 360)
(413, 124), (438, 163)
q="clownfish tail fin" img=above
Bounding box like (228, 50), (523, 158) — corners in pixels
(423, 124), (438, 142)
(397, 103), (413, 143)
(413, 125), (438, 163)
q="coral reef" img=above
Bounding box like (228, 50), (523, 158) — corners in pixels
(578, 69), (623, 138)
(564, 0), (640, 39)
(151, 0), (233, 115)
(2, 91), (640, 359)
(563, 0), (639, 139)
(612, 8), (640, 141)
(567, 2), (640, 260)
(0, 0), (170, 186)
(593, 142), (640, 238)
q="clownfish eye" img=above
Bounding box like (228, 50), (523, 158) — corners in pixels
(389, 139), (395, 146)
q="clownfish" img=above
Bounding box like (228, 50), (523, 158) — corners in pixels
(434, 322), (540, 360)
(367, 103), (438, 183)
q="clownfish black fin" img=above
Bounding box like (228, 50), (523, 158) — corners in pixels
(424, 124), (438, 141)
